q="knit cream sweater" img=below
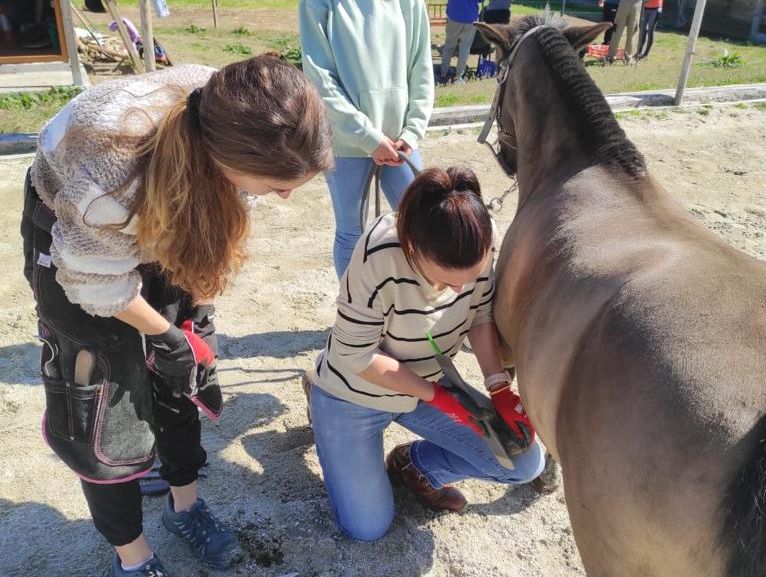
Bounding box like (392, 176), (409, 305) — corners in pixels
(31, 64), (214, 317)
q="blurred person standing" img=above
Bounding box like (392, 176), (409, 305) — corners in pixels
(607, 0), (642, 62)
(299, 0), (435, 278)
(637, 0), (663, 59)
(483, 0), (511, 24)
(598, 0), (620, 45)
(440, 0), (483, 83)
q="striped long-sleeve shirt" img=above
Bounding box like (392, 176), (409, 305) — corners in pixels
(313, 213), (495, 412)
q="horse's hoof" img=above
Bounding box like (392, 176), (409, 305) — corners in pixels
(532, 453), (561, 494)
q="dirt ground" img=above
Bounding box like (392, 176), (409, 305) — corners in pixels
(0, 105), (764, 577)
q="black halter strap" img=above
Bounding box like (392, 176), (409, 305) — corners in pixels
(477, 26), (547, 145)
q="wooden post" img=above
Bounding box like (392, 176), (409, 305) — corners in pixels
(674, 0), (707, 106)
(212, 0), (219, 29)
(139, 0), (156, 71)
(104, 0), (143, 73)
(59, 0), (84, 86)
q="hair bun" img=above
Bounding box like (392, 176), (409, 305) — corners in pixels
(446, 166), (482, 199)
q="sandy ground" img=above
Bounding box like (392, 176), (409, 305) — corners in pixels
(0, 105), (764, 577)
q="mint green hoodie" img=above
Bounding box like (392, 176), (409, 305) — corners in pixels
(299, 0), (434, 157)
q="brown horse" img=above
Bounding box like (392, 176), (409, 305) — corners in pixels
(477, 15), (765, 577)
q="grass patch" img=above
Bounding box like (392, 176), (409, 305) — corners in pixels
(0, 87), (83, 133)
(266, 33), (300, 52)
(649, 109), (671, 120)
(184, 24), (207, 34)
(754, 102), (766, 111)
(436, 93), (461, 107)
(707, 50), (745, 68)
(435, 27), (766, 107)
(223, 43), (252, 55)
(615, 109), (643, 120)
(233, 26), (252, 36)
(0, 86), (82, 110)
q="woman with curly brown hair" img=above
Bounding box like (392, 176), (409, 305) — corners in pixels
(21, 55), (332, 576)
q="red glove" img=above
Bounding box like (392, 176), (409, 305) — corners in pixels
(181, 318), (223, 421)
(490, 385), (535, 447)
(180, 319), (216, 364)
(427, 383), (482, 434)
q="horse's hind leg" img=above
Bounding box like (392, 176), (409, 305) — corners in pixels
(556, 372), (729, 577)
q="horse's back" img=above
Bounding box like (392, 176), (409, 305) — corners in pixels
(498, 167), (766, 576)
(555, 201), (766, 577)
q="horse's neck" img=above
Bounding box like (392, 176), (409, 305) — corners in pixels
(511, 45), (594, 205)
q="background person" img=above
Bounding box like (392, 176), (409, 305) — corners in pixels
(299, 0), (435, 278)
(637, 0), (663, 59)
(440, 0), (483, 83)
(483, 0), (511, 24)
(598, 0), (620, 45)
(304, 167), (545, 541)
(607, 0), (642, 63)
(21, 56), (332, 577)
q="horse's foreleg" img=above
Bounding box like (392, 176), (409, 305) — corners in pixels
(497, 332), (515, 369)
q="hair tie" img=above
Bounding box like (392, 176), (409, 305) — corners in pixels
(187, 87), (203, 127)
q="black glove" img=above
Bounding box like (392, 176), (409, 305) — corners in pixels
(145, 323), (215, 396)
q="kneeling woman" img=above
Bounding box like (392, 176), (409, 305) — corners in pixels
(306, 167), (545, 540)
(22, 56), (332, 575)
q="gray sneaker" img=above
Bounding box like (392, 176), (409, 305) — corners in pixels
(107, 554), (169, 576)
(161, 496), (242, 570)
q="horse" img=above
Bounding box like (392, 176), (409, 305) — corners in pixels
(476, 15), (765, 577)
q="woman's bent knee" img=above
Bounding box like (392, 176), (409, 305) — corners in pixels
(338, 509), (394, 542)
(496, 441), (546, 485)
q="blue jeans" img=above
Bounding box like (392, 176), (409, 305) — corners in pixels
(310, 386), (546, 541)
(325, 151), (422, 278)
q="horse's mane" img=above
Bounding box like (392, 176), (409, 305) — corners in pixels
(512, 14), (647, 179)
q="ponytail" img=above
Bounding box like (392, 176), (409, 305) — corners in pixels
(397, 166), (492, 270)
(133, 93), (249, 300)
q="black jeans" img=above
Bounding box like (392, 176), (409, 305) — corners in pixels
(602, 2), (619, 45)
(21, 171), (206, 545)
(637, 8), (661, 58)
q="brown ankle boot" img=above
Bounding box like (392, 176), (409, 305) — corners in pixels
(385, 443), (467, 513)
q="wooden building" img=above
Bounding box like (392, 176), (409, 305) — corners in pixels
(0, 0), (84, 91)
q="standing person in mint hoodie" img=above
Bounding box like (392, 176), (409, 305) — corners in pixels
(299, 0), (434, 278)
(439, 0), (482, 83)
